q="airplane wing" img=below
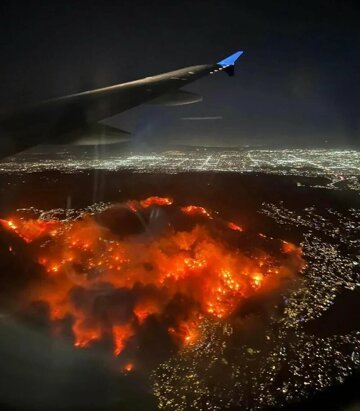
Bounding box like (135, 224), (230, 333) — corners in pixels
(0, 51), (243, 158)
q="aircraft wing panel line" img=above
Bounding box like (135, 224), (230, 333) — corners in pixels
(0, 50), (243, 158)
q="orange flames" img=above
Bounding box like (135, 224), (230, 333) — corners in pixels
(123, 363), (134, 373)
(0, 197), (304, 359)
(227, 221), (244, 232)
(113, 324), (134, 356)
(0, 218), (60, 243)
(140, 196), (173, 208)
(168, 321), (199, 346)
(181, 205), (212, 219)
(127, 196), (173, 212)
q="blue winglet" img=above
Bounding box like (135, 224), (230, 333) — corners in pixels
(217, 51), (244, 67)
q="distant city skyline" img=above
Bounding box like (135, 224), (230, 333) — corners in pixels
(1, 148), (359, 193)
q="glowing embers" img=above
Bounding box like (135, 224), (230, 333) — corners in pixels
(140, 196), (173, 208)
(127, 196), (173, 212)
(181, 205), (212, 219)
(168, 321), (199, 346)
(252, 272), (264, 288)
(113, 324), (134, 356)
(122, 363), (134, 373)
(1, 196), (304, 358)
(0, 218), (60, 243)
(73, 319), (102, 349)
(134, 300), (160, 324)
(227, 221), (243, 232)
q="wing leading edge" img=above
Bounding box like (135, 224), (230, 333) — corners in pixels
(0, 51), (244, 158)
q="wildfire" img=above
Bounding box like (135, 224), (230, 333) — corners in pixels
(0, 218), (60, 243)
(140, 196), (173, 208)
(134, 301), (160, 324)
(181, 205), (212, 219)
(183, 325), (198, 346)
(227, 221), (244, 232)
(127, 196), (173, 212)
(123, 363), (134, 373)
(0, 196), (304, 360)
(113, 325), (134, 356)
(169, 322), (199, 346)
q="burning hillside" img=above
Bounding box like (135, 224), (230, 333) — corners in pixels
(0, 196), (304, 371)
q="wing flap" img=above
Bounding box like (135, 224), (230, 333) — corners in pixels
(0, 50), (244, 157)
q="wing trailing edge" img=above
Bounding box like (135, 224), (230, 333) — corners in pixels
(0, 50), (244, 158)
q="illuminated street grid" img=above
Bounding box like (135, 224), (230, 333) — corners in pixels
(15, 199), (360, 410)
(0, 149), (359, 189)
(260, 204), (360, 320)
(2, 147), (359, 410)
(151, 203), (360, 410)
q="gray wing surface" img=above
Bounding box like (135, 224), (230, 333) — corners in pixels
(0, 51), (243, 158)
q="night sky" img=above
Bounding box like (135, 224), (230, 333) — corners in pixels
(0, 0), (359, 148)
